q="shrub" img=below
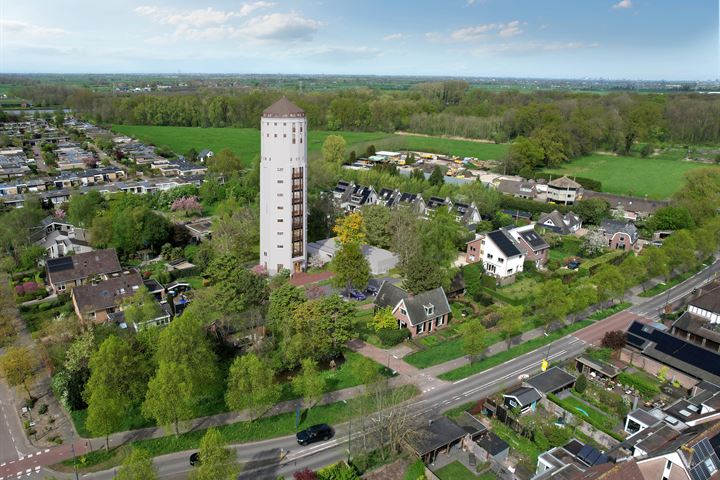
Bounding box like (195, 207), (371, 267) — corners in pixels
(574, 374), (587, 394)
(38, 404), (48, 415)
(601, 331), (627, 350)
(294, 468), (318, 480)
(376, 328), (410, 346)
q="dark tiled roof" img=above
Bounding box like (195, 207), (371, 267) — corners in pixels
(47, 249), (122, 284)
(601, 220), (639, 243)
(518, 229), (550, 250)
(582, 190), (669, 215)
(374, 281), (451, 327)
(505, 386), (541, 406)
(407, 417), (466, 456)
(526, 367), (576, 394)
(549, 176), (581, 189)
(72, 273), (144, 313)
(672, 312), (720, 346)
(476, 432), (509, 456)
(488, 229), (522, 257)
(262, 97), (305, 117)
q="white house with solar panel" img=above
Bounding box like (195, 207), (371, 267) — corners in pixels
(475, 228), (525, 283)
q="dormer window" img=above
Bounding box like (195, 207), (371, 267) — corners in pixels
(424, 304), (434, 316)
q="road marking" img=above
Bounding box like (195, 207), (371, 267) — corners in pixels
(453, 377), (468, 384)
(25, 455), (31, 459)
(33, 468), (39, 472)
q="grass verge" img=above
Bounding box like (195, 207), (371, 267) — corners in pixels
(438, 320), (592, 381)
(587, 302), (631, 321)
(59, 385), (418, 472)
(638, 263), (706, 298)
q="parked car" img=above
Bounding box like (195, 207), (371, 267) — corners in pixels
(296, 424), (334, 446)
(189, 452), (200, 466)
(340, 289), (367, 301)
(366, 284), (380, 295)
(567, 260), (581, 270)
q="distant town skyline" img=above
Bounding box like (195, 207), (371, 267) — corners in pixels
(1, 0), (718, 80)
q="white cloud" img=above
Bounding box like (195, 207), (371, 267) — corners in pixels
(429, 21), (524, 43)
(613, 0), (632, 9)
(0, 20), (67, 37)
(499, 20), (523, 37)
(242, 13), (321, 42)
(383, 33), (406, 41)
(134, 2), (274, 27)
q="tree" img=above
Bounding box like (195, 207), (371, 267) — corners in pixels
(570, 282), (597, 321)
(207, 148), (244, 176)
(142, 361), (196, 436)
(331, 242), (370, 295)
(351, 356), (382, 389)
(592, 264), (626, 306)
(116, 449), (157, 480)
(266, 283), (306, 334)
(370, 307), (397, 331)
(225, 353), (281, 420)
(580, 229), (606, 257)
(283, 295), (355, 366)
(428, 166), (445, 186)
(321, 135), (346, 165)
(420, 207), (465, 268)
(459, 318), (487, 362)
(84, 335), (150, 449)
(619, 255), (646, 288)
(294, 469), (318, 480)
(0, 346), (36, 399)
(361, 205), (392, 249)
(389, 207), (421, 274)
(333, 211), (366, 245)
(534, 280), (571, 329)
(189, 429), (240, 480)
(402, 250), (445, 294)
(497, 306), (523, 350)
(601, 331), (627, 350)
(574, 198), (610, 225)
(663, 230), (697, 273)
(641, 246), (670, 285)
(574, 374), (588, 394)
(211, 201), (260, 261)
(170, 196), (202, 216)
(292, 358), (326, 409)
(67, 191), (105, 228)
(693, 227), (718, 261)
(646, 206), (695, 231)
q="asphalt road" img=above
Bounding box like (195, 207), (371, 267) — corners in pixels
(26, 257), (720, 480)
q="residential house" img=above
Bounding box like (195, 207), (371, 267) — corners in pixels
(186, 218), (213, 243)
(395, 192), (426, 214)
(332, 181), (377, 212)
(71, 272), (144, 323)
(600, 219), (639, 251)
(503, 386), (541, 415)
(582, 190), (669, 221)
(374, 281), (451, 337)
(510, 224), (550, 268)
(537, 210), (582, 235)
(534, 439), (612, 479)
(497, 179), (539, 200)
(478, 228), (525, 282)
(46, 249), (122, 295)
(197, 149), (214, 162)
(376, 187), (399, 207)
(35, 226), (92, 259)
(425, 196), (453, 216)
(452, 201), (482, 227)
(546, 176), (582, 205)
(671, 285), (720, 352)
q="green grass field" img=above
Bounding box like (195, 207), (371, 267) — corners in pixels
(110, 125), (509, 166)
(544, 152), (719, 199)
(111, 125), (394, 166)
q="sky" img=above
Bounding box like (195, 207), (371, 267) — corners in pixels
(0, 0), (718, 80)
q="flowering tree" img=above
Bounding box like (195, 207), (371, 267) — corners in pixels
(53, 207), (66, 219)
(170, 196), (202, 216)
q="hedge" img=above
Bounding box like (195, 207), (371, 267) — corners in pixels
(376, 327), (410, 346)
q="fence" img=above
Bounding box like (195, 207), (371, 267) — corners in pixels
(539, 397), (621, 447)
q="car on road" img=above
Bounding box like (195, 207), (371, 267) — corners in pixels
(296, 424), (334, 446)
(189, 452), (200, 466)
(340, 289), (367, 301)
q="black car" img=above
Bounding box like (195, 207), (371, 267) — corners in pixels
(296, 424), (333, 446)
(189, 452), (200, 466)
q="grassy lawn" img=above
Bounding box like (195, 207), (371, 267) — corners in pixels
(404, 459), (427, 480)
(438, 320), (592, 381)
(20, 300), (74, 333)
(544, 152), (719, 199)
(405, 326), (508, 369)
(549, 237), (583, 262)
(550, 394), (617, 432)
(111, 125), (394, 166)
(491, 419), (542, 466)
(497, 277), (540, 302)
(434, 460), (483, 480)
(618, 371), (662, 399)
(60, 385), (418, 472)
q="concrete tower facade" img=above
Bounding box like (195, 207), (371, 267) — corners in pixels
(259, 98), (307, 276)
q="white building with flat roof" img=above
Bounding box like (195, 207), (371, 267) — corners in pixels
(259, 98), (308, 276)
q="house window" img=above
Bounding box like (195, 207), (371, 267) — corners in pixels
(277, 245), (283, 248)
(277, 180), (284, 184)
(704, 458), (717, 475)
(277, 232), (283, 235)
(499, 258), (504, 263)
(400, 308), (407, 316)
(416, 323), (425, 335)
(436, 316), (444, 326)
(57, 283), (66, 291)
(277, 168), (284, 171)
(277, 219), (284, 222)
(277, 206), (284, 210)
(486, 253), (493, 259)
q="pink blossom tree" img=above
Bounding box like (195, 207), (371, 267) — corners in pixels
(170, 196), (202, 216)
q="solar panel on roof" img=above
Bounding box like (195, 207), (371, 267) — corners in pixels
(626, 333), (647, 348)
(488, 230), (521, 257)
(47, 256), (73, 273)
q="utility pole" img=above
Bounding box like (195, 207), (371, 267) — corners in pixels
(70, 431), (79, 480)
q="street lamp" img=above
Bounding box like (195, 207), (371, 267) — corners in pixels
(70, 430), (79, 480)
